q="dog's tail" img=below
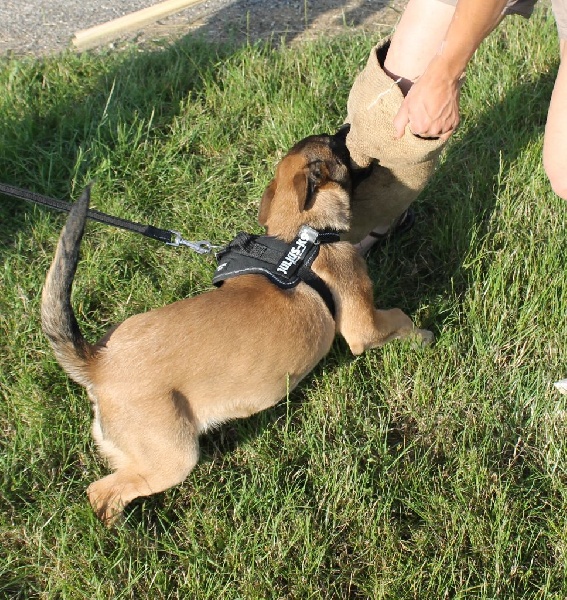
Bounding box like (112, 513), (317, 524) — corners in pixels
(41, 186), (94, 387)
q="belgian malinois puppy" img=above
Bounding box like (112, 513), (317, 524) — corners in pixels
(42, 133), (432, 525)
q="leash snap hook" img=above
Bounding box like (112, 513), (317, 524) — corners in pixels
(168, 231), (219, 254)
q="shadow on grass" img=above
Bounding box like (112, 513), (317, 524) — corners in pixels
(366, 65), (558, 325)
(0, 0), (397, 248)
(0, 36), (235, 248)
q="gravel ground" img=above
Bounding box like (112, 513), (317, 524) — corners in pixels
(0, 0), (405, 57)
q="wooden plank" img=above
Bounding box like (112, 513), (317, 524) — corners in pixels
(73, 0), (206, 49)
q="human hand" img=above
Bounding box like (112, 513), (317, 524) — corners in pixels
(393, 66), (461, 141)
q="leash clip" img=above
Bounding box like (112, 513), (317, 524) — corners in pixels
(168, 231), (220, 254)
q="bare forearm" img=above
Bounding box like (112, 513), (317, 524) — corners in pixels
(431, 0), (509, 81)
(391, 0), (509, 139)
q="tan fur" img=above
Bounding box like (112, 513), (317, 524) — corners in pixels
(41, 134), (433, 526)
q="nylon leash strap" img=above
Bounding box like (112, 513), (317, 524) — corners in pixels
(0, 182), (218, 254)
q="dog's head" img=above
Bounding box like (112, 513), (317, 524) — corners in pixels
(258, 132), (352, 241)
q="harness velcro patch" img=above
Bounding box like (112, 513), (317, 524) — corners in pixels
(275, 226), (318, 278)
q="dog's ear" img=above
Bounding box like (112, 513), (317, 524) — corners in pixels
(300, 160), (330, 211)
(292, 170), (309, 212)
(258, 179), (276, 226)
(334, 124), (350, 143)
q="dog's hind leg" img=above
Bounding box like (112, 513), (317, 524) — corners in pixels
(87, 443), (198, 526)
(87, 390), (199, 526)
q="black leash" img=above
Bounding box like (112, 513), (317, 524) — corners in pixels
(1, 181), (340, 317)
(0, 182), (219, 254)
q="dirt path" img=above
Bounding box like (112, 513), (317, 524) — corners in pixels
(1, 0), (404, 57)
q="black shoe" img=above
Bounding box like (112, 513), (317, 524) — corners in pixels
(367, 207), (416, 242)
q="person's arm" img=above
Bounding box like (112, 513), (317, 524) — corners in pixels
(393, 0), (509, 139)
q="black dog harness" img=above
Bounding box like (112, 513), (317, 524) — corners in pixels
(212, 225), (340, 318)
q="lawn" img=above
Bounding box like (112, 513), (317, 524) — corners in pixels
(1, 4), (566, 598)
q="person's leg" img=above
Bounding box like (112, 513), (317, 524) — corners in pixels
(543, 39), (567, 200)
(345, 0), (536, 254)
(384, 0), (455, 85)
(344, 0), (455, 253)
(545, 38), (567, 392)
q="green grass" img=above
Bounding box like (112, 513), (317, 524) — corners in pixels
(1, 5), (566, 598)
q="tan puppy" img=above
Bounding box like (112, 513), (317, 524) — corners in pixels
(42, 133), (432, 525)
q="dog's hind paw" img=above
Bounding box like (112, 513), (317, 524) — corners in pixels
(87, 480), (125, 527)
(416, 329), (434, 346)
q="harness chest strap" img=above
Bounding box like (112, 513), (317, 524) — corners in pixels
(212, 225), (340, 318)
